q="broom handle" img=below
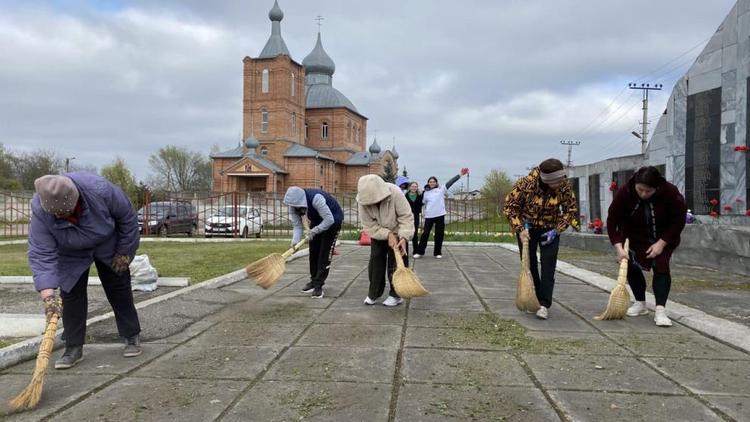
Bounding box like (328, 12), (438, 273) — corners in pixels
(616, 239), (630, 286)
(391, 244), (406, 270)
(521, 221), (530, 272)
(282, 239), (308, 259)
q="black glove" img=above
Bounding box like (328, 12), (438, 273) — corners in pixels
(43, 295), (63, 322)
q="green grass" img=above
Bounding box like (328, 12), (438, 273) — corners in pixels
(445, 214), (509, 233)
(0, 241), (288, 284)
(0, 339), (11, 348)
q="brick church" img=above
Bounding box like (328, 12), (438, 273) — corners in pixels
(211, 0), (399, 193)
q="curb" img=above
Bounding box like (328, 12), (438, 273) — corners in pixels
(497, 243), (750, 353)
(0, 249), (308, 370)
(0, 277), (190, 288)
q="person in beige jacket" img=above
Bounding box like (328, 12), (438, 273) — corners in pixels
(357, 175), (415, 307)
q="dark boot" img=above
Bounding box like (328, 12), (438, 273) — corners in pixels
(54, 346), (83, 370)
(123, 335), (142, 358)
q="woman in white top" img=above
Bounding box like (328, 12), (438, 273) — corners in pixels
(414, 168), (468, 258)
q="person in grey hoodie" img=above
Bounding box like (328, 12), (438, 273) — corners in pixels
(283, 187), (344, 299)
(414, 168), (468, 259)
(28, 173), (142, 370)
(357, 175), (414, 306)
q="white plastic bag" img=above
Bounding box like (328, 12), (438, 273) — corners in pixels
(129, 254), (159, 292)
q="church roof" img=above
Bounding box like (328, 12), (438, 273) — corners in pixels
(305, 84), (359, 113)
(345, 151), (379, 165)
(258, 0), (291, 59)
(211, 145), (288, 174)
(284, 143), (334, 160)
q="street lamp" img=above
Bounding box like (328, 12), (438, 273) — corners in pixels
(64, 157), (76, 173)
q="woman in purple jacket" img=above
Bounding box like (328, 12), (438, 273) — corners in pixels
(607, 166), (687, 327)
(29, 173), (142, 369)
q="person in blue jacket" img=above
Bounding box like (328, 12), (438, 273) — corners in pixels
(28, 173), (142, 370)
(283, 186), (344, 298)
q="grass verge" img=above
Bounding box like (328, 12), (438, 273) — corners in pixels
(0, 241), (288, 284)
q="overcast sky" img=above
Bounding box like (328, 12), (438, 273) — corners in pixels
(0, 0), (737, 189)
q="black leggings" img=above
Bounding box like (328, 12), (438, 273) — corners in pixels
(417, 215), (445, 256)
(628, 263), (672, 306)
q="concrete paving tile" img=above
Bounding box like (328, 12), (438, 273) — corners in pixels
(644, 357), (750, 396)
(146, 318), (219, 344)
(0, 374), (113, 421)
(523, 354), (682, 394)
(48, 377), (247, 422)
(611, 332), (750, 360)
(223, 302), (323, 324)
(473, 284), (517, 299)
(180, 288), (249, 304)
(223, 380), (391, 422)
(133, 344), (281, 380)
(87, 315), (196, 343)
(186, 322), (306, 347)
(317, 304), (406, 325)
(701, 395), (750, 421)
(264, 346), (396, 383)
(4, 344), (172, 376)
(401, 349), (532, 386)
(262, 295), (334, 309)
(523, 331), (633, 356)
(547, 390), (723, 422)
(297, 324), (402, 349)
(419, 283), (476, 296)
(406, 310), (487, 328)
(488, 300), (597, 333)
(404, 327), (511, 350)
(408, 294), (484, 311)
(394, 384), (559, 422)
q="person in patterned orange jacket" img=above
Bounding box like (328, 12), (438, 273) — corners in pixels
(503, 158), (580, 320)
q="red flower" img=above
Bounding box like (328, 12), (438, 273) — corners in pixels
(723, 205), (733, 211)
(709, 198), (719, 206)
(746, 209), (750, 216)
(735, 145), (749, 152)
(709, 211), (719, 218)
(609, 181), (618, 192)
(737, 198), (745, 203)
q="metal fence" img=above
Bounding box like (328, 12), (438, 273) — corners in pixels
(1, 190), (511, 239)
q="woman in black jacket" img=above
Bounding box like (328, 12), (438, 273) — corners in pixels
(405, 182), (423, 254)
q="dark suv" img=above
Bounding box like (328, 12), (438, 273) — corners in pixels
(138, 201), (198, 237)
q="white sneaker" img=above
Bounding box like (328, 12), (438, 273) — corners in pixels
(413, 254), (421, 259)
(364, 296), (377, 305)
(435, 255), (443, 259)
(535, 306), (548, 320)
(654, 306), (673, 327)
(626, 301), (649, 317)
(383, 296), (403, 307)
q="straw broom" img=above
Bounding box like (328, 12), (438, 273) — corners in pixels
(246, 218), (311, 289)
(391, 245), (428, 298)
(515, 235), (541, 312)
(8, 313), (60, 411)
(595, 239), (631, 320)
(246, 238), (307, 289)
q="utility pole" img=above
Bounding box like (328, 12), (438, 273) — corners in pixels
(64, 157), (75, 173)
(560, 141), (581, 168)
(628, 83), (662, 154)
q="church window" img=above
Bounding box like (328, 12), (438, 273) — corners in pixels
(262, 69), (269, 93)
(321, 122), (329, 140)
(260, 146), (268, 156)
(261, 109), (269, 133)
(291, 72), (295, 97)
(305, 122), (309, 140)
(291, 112), (296, 134)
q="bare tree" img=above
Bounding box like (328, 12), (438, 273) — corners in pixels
(148, 145), (212, 192)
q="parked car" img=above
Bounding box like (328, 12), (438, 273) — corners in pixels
(205, 206), (263, 238)
(138, 201), (198, 237)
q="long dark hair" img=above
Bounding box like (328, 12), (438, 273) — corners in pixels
(424, 176), (438, 190)
(633, 166), (663, 188)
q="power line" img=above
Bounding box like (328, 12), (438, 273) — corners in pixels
(560, 140), (581, 167)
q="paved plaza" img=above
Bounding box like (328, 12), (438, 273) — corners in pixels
(1, 244), (748, 421)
